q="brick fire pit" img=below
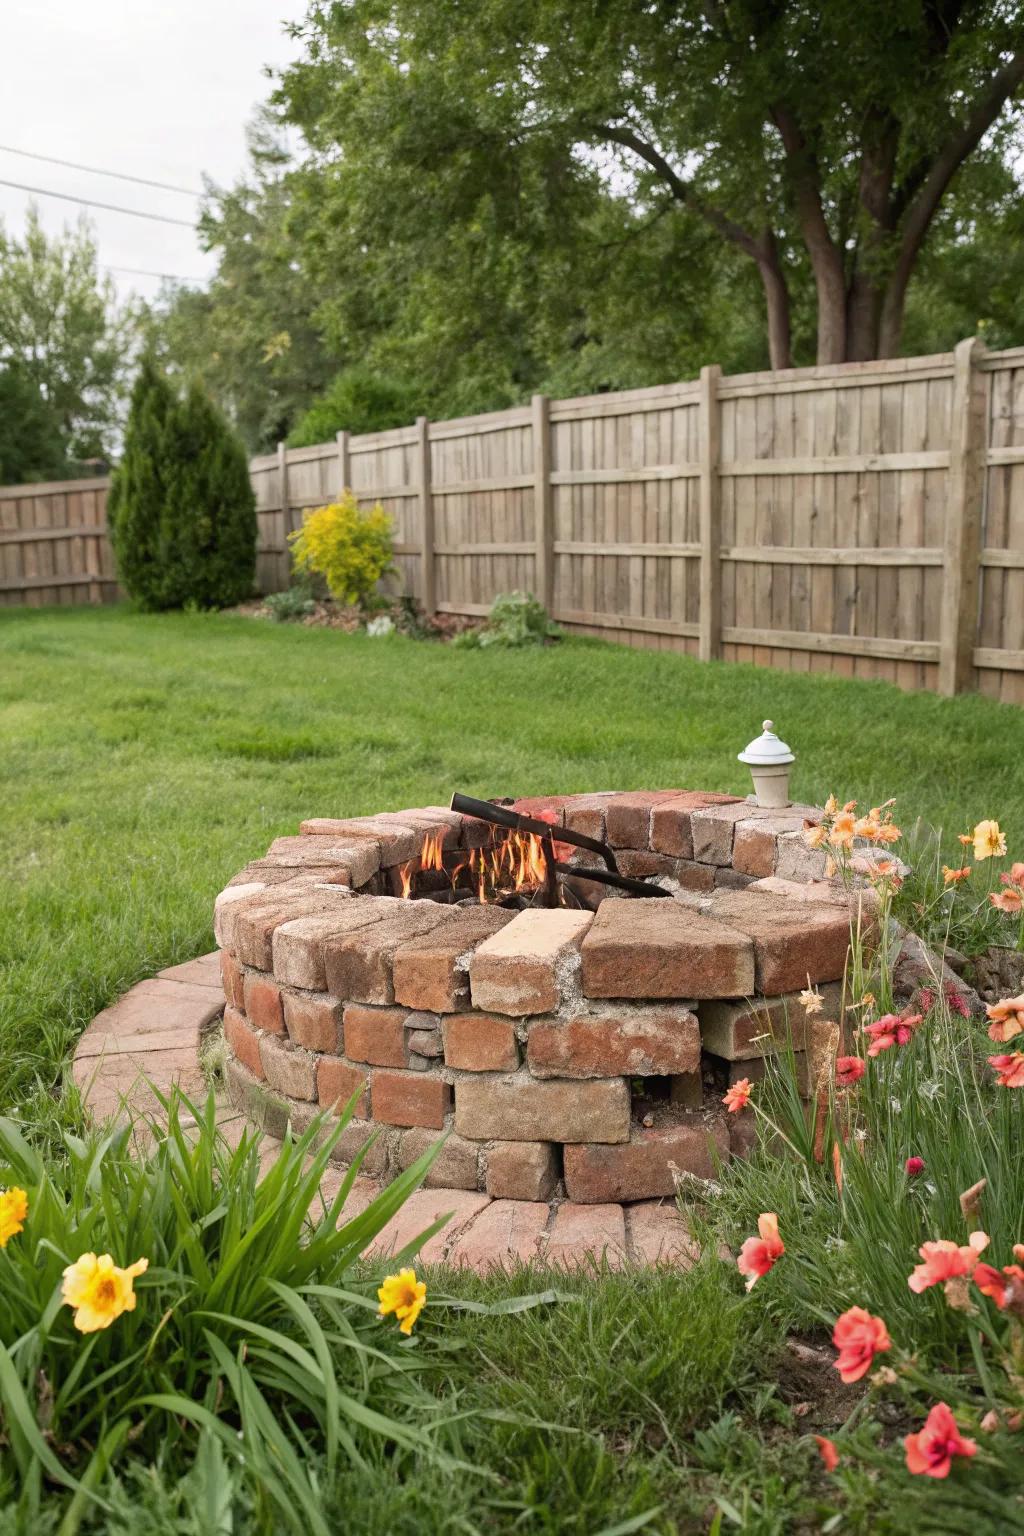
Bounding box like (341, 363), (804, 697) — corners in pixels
(215, 791), (870, 1204)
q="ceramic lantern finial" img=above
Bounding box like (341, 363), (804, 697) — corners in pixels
(738, 720), (795, 808)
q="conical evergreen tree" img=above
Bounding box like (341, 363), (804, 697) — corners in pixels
(108, 356), (178, 609)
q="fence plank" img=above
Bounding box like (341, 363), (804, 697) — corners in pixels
(416, 416), (436, 615)
(698, 364), (722, 662)
(939, 338), (987, 695)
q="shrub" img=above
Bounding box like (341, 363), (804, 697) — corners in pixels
(264, 586), (317, 623)
(451, 590), (560, 649)
(109, 361), (257, 611)
(289, 494), (394, 608)
(287, 366), (426, 447)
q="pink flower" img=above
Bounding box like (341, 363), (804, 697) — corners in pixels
(905, 1156), (925, 1176)
(988, 1052), (1024, 1088)
(835, 1055), (866, 1087)
(863, 1011), (922, 1057)
(722, 1079), (753, 1113)
(815, 1435), (840, 1471)
(832, 1306), (891, 1383)
(904, 1402), (977, 1478)
(736, 1213), (784, 1292)
(908, 1231), (989, 1293)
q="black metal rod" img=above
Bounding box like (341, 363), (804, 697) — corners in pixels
(450, 792), (619, 873)
(551, 859), (672, 898)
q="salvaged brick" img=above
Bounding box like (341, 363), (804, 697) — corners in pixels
(545, 1202), (626, 1269)
(672, 861), (717, 892)
(325, 906), (454, 1005)
(627, 1201), (701, 1268)
(690, 803), (755, 865)
(709, 889), (853, 995)
(232, 884), (350, 970)
(317, 1057), (368, 1117)
(343, 1004), (410, 1067)
(325, 1115), (391, 1176)
(223, 1005), (265, 1080)
(213, 882), (268, 951)
(454, 1073), (630, 1143)
(485, 1140), (559, 1201)
(393, 907), (513, 1012)
(224, 1057), (291, 1140)
(714, 867), (754, 890)
(397, 1126), (480, 1189)
(616, 850), (692, 882)
(563, 1120), (730, 1202)
(259, 1033), (316, 1100)
(581, 900), (754, 1000)
(469, 909), (593, 1017)
(263, 834), (381, 887)
(243, 973), (284, 1034)
(775, 832), (829, 883)
(699, 981), (844, 1060)
(449, 1199), (551, 1273)
(272, 901), (393, 991)
(527, 1004), (699, 1079)
(605, 792), (680, 850)
(299, 817), (420, 866)
(562, 794), (614, 841)
(649, 791), (743, 858)
(371, 1070), (451, 1129)
(282, 991), (343, 1053)
(443, 1014), (520, 1071)
(732, 821), (778, 878)
(220, 950), (245, 1010)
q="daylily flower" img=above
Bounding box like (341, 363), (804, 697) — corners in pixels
(908, 1231), (989, 1294)
(0, 1187), (27, 1248)
(986, 995), (1024, 1044)
(943, 865), (971, 884)
(904, 1402), (978, 1478)
(832, 1306), (891, 1383)
(829, 812), (857, 849)
(958, 833), (974, 846)
(814, 1435), (840, 1471)
(991, 888), (1023, 914)
(737, 1213), (784, 1291)
(377, 1267), (427, 1335)
(905, 1156), (925, 1176)
(722, 1079), (752, 1113)
(835, 1055), (866, 1087)
(1002, 862), (1024, 888)
(973, 820), (1007, 861)
(988, 1052), (1024, 1088)
(974, 1262), (1024, 1311)
(804, 823), (829, 850)
(61, 1253), (148, 1333)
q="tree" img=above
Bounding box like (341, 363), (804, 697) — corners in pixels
(287, 366), (429, 445)
(109, 358), (256, 610)
(278, 0), (1024, 368)
(0, 206), (142, 459)
(0, 365), (69, 484)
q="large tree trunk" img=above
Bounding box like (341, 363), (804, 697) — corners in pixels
(846, 276), (884, 361)
(754, 232), (793, 370)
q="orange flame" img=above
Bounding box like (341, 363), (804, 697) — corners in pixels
(398, 824), (561, 902)
(398, 862), (413, 899)
(420, 831), (444, 871)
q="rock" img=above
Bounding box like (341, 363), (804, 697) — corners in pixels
(891, 928), (980, 1016)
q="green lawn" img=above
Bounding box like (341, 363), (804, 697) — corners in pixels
(3, 605), (1024, 1534)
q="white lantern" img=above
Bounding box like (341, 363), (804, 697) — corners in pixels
(738, 720), (795, 809)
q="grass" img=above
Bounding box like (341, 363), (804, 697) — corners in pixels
(3, 604), (1024, 1532)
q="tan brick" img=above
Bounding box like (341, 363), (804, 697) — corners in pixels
(626, 1202), (700, 1268)
(371, 1070), (451, 1129)
(243, 973), (284, 1034)
(220, 950), (245, 1010)
(709, 889), (853, 995)
(732, 821), (777, 878)
(283, 992), (343, 1053)
(469, 909), (593, 1016)
(485, 1140), (559, 1201)
(318, 1057), (368, 1116)
(527, 1004), (699, 1078)
(616, 850), (691, 882)
(259, 1033), (316, 1100)
(699, 982), (844, 1060)
(232, 884), (351, 970)
(690, 803), (756, 865)
(213, 882), (268, 951)
(562, 795), (613, 841)
(545, 1202), (626, 1269)
(263, 834), (381, 886)
(605, 792), (680, 850)
(449, 1199), (551, 1273)
(563, 1120), (730, 1202)
(325, 1115), (390, 1176)
(443, 1014), (520, 1071)
(343, 1004), (409, 1067)
(774, 833), (829, 883)
(393, 907), (513, 1012)
(650, 791), (743, 858)
(397, 1126), (480, 1189)
(325, 906), (454, 1005)
(454, 1073), (629, 1143)
(223, 1005), (264, 1080)
(271, 900), (394, 990)
(581, 900), (754, 1000)
(299, 817), (420, 866)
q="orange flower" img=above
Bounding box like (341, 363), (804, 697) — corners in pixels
(737, 1213), (784, 1291)
(722, 1079), (753, 1113)
(943, 865), (971, 885)
(991, 888), (1023, 914)
(829, 812), (857, 849)
(832, 1306), (891, 1383)
(958, 833), (974, 846)
(804, 823), (829, 850)
(989, 1052), (1024, 1088)
(835, 1055), (866, 1087)
(814, 1435), (840, 1472)
(974, 1262), (1024, 1310)
(986, 995), (1024, 1044)
(904, 1402), (977, 1478)
(1004, 862), (1024, 888)
(908, 1231), (989, 1293)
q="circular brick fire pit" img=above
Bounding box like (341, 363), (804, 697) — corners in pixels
(215, 791), (871, 1204)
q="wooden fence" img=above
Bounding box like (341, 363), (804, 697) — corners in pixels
(0, 477), (116, 608)
(3, 339), (1024, 702)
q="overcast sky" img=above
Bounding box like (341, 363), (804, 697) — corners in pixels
(0, 0), (307, 302)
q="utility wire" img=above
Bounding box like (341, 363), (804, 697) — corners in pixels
(0, 143), (200, 197)
(0, 177), (195, 226)
(104, 263), (206, 282)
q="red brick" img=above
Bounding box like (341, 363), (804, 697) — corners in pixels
(732, 821), (777, 878)
(220, 950), (245, 1010)
(299, 817), (420, 865)
(580, 900), (754, 1000)
(699, 982), (844, 1060)
(243, 973), (285, 1033)
(397, 1126), (480, 1189)
(259, 1033), (316, 1100)
(562, 795), (613, 841)
(263, 834), (381, 886)
(449, 1200), (551, 1273)
(318, 1057), (368, 1116)
(230, 884), (352, 969)
(709, 889), (855, 995)
(443, 1014), (520, 1071)
(605, 792), (680, 850)
(392, 907), (513, 1012)
(371, 1070), (451, 1129)
(272, 901), (392, 990)
(545, 1202), (626, 1269)
(469, 909), (593, 1016)
(563, 1120), (730, 1202)
(485, 1141), (559, 1201)
(616, 850), (689, 881)
(223, 1005), (264, 1080)
(454, 1073), (629, 1143)
(690, 803), (756, 865)
(363, 1187), (490, 1263)
(283, 992), (343, 1053)
(650, 792), (743, 858)
(510, 795), (568, 824)
(325, 906), (453, 1004)
(343, 1004), (409, 1067)
(626, 1202), (700, 1268)
(527, 1005), (699, 1078)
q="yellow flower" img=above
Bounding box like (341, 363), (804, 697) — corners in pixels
(829, 812), (857, 849)
(973, 820), (1007, 861)
(0, 1187), (28, 1247)
(61, 1253), (148, 1333)
(377, 1267), (426, 1335)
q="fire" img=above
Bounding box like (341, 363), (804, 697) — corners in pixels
(421, 831), (444, 871)
(398, 825), (562, 903)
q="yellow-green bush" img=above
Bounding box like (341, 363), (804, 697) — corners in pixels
(288, 493), (394, 607)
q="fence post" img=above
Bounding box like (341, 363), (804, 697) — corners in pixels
(532, 393), (554, 612)
(277, 440), (291, 591)
(336, 429), (351, 497)
(698, 363), (723, 662)
(939, 337), (986, 696)
(415, 416), (436, 615)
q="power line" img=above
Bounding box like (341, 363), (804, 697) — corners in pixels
(0, 143), (201, 197)
(0, 176), (195, 227)
(104, 263), (206, 283)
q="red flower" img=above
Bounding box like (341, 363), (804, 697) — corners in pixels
(944, 982), (970, 1020)
(905, 1156), (925, 1176)
(722, 1078), (753, 1113)
(862, 1012), (922, 1057)
(908, 1231), (989, 1293)
(736, 1213), (784, 1292)
(814, 1435), (840, 1472)
(835, 1055), (866, 1087)
(832, 1306), (891, 1383)
(988, 1052), (1024, 1088)
(974, 1262), (1024, 1310)
(904, 1402), (978, 1478)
